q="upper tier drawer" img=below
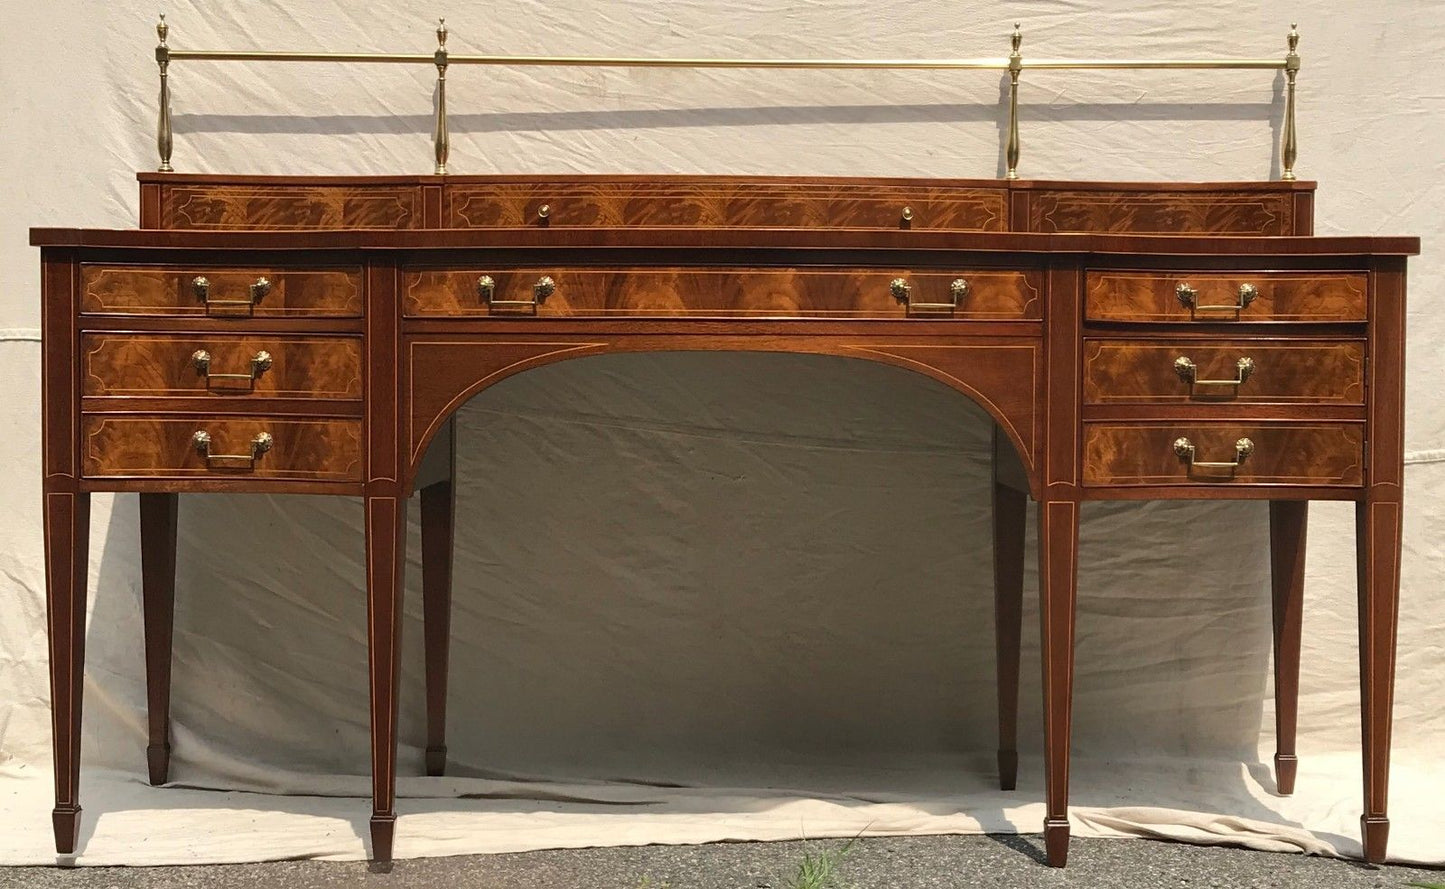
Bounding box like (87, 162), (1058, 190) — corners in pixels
(158, 183), (422, 230)
(446, 183), (1007, 231)
(404, 268), (1042, 319)
(1086, 271), (1367, 323)
(82, 334), (363, 400)
(81, 265), (363, 317)
(1083, 339), (1365, 405)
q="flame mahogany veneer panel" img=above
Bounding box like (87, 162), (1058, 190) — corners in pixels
(404, 267), (1042, 319)
(446, 181), (1007, 231)
(1083, 339), (1365, 405)
(1085, 271), (1368, 322)
(82, 334), (364, 399)
(160, 184), (424, 230)
(1026, 189), (1297, 235)
(81, 416), (362, 481)
(1081, 422), (1364, 487)
(81, 265), (364, 317)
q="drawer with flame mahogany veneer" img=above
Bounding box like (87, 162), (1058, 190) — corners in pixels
(81, 334), (363, 400)
(1081, 422), (1364, 487)
(1085, 270), (1367, 323)
(404, 267), (1042, 320)
(81, 265), (363, 317)
(445, 181), (1008, 231)
(80, 416), (362, 481)
(1082, 339), (1365, 405)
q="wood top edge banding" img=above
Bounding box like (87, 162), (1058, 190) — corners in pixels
(31, 228), (1419, 255)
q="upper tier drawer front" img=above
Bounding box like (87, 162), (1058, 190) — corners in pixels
(82, 334), (363, 400)
(405, 268), (1042, 319)
(1086, 271), (1367, 323)
(1083, 339), (1365, 404)
(446, 184), (1008, 231)
(159, 183), (422, 230)
(81, 265), (364, 317)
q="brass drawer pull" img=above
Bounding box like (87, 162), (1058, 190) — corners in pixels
(1175, 282), (1258, 315)
(1173, 436), (1254, 473)
(191, 349), (272, 390)
(890, 277), (969, 312)
(192, 275), (272, 313)
(1173, 355), (1255, 389)
(191, 430), (273, 469)
(537, 203), (551, 221)
(478, 274), (555, 309)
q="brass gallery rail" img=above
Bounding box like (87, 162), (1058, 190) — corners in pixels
(151, 16), (1302, 181)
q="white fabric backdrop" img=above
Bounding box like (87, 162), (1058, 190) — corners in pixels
(1, 0), (1442, 867)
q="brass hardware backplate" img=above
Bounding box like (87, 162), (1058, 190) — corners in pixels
(1175, 282), (1258, 314)
(1173, 436), (1254, 472)
(1173, 355), (1255, 388)
(478, 274), (555, 309)
(192, 430), (274, 468)
(890, 277), (967, 312)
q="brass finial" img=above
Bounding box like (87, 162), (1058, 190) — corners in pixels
(433, 17), (450, 175)
(1282, 23), (1300, 181)
(1006, 23), (1023, 180)
(156, 13), (173, 172)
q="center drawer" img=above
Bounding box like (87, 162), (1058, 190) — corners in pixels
(82, 334), (363, 399)
(445, 182), (1008, 231)
(403, 267), (1042, 319)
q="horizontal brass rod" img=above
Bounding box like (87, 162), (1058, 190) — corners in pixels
(170, 50), (1011, 68)
(449, 55), (1007, 69)
(168, 50), (1285, 71)
(170, 51), (433, 63)
(1023, 58), (1285, 69)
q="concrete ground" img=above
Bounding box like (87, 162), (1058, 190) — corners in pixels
(1, 835), (1441, 889)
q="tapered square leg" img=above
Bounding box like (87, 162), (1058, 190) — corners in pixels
(44, 490), (90, 855)
(370, 813), (397, 864)
(1038, 500), (1078, 868)
(52, 807), (81, 856)
(424, 748), (448, 779)
(420, 478), (455, 778)
(1360, 815), (1389, 864)
(140, 492), (179, 786)
(1272, 754), (1299, 799)
(1269, 500), (1306, 796)
(1357, 499), (1401, 864)
(992, 481), (1027, 792)
(1044, 817), (1071, 867)
(366, 495), (406, 863)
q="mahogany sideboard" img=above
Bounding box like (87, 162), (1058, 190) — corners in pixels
(33, 174), (1417, 865)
